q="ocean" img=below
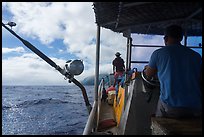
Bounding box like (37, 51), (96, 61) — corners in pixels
(2, 85), (95, 135)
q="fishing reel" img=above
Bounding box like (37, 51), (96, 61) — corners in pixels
(6, 21), (16, 29)
(63, 59), (84, 83)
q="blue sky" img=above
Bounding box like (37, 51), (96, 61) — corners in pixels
(2, 2), (202, 85)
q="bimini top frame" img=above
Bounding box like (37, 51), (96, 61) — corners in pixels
(93, 2), (202, 75)
(93, 2), (202, 37)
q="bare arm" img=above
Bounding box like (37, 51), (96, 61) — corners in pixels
(144, 65), (157, 77)
(113, 65), (116, 74)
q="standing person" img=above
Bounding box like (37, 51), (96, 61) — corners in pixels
(112, 52), (125, 87)
(144, 25), (202, 118)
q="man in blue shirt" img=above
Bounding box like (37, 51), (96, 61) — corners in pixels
(144, 25), (202, 118)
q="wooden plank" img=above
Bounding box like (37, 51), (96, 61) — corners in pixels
(97, 101), (117, 134)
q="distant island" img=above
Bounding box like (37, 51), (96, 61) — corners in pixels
(81, 73), (114, 85)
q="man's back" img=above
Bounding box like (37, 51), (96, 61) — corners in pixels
(149, 44), (202, 110)
(112, 57), (125, 72)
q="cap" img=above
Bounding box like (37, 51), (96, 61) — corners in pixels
(115, 52), (121, 56)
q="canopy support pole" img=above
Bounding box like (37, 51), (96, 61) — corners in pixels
(94, 25), (101, 102)
(184, 31), (187, 46)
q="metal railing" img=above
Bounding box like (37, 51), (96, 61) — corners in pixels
(130, 44), (202, 66)
(96, 78), (105, 129)
(83, 100), (97, 135)
(83, 78), (105, 135)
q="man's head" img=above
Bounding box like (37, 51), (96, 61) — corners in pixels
(164, 25), (184, 46)
(115, 52), (121, 57)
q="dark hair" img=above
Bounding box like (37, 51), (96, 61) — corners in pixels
(164, 25), (184, 41)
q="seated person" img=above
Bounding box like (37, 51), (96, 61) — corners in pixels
(144, 25), (202, 118)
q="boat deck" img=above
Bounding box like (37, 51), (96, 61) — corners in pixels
(97, 101), (118, 135)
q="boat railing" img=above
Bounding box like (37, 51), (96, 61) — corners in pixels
(83, 101), (97, 135)
(83, 78), (105, 135)
(130, 44), (202, 69)
(96, 78), (105, 129)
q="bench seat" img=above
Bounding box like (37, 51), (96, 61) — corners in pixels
(151, 117), (202, 135)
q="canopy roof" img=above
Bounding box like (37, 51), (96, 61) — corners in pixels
(93, 2), (202, 36)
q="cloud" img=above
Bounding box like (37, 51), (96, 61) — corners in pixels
(131, 34), (164, 60)
(3, 3), (126, 68)
(2, 46), (26, 54)
(2, 53), (68, 85)
(2, 2), (170, 85)
(3, 3), (67, 43)
(2, 51), (111, 85)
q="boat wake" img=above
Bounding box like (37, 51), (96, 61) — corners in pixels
(2, 98), (69, 110)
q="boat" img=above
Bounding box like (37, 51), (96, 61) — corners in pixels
(2, 2), (202, 135)
(83, 2), (202, 135)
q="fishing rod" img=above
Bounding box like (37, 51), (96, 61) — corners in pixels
(2, 22), (92, 114)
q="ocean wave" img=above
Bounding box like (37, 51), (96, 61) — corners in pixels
(2, 85), (94, 135)
(66, 121), (82, 127)
(2, 106), (12, 110)
(2, 98), (69, 110)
